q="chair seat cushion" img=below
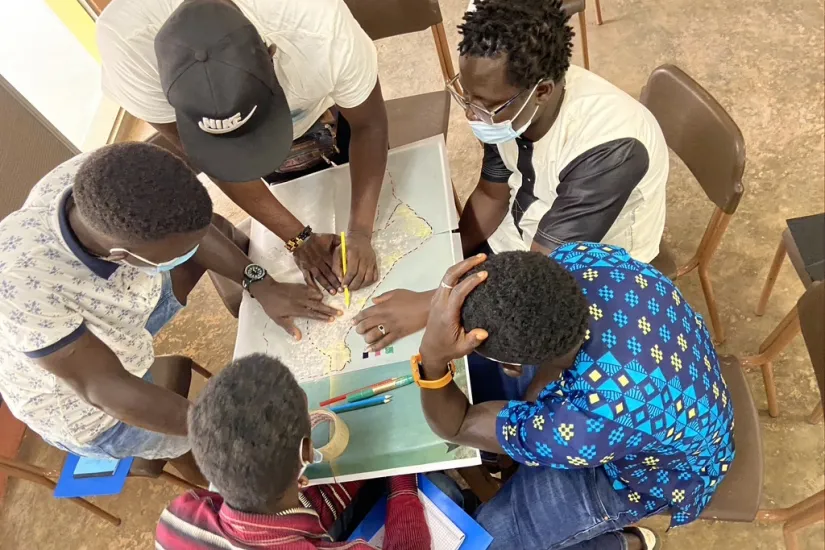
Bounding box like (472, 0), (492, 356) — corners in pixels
(386, 90), (450, 149)
(700, 355), (763, 522)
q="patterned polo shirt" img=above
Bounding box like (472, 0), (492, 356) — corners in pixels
(0, 154), (163, 447)
(496, 242), (735, 527)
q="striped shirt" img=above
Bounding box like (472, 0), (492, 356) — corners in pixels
(156, 476), (431, 550)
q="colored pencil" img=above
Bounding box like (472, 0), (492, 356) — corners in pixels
(319, 376), (403, 407)
(346, 375), (414, 403)
(329, 394), (392, 414)
(340, 231), (350, 308)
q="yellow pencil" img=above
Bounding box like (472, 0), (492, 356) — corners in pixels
(340, 232), (350, 308)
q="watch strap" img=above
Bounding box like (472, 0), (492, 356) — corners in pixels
(286, 226), (313, 253)
(410, 353), (456, 390)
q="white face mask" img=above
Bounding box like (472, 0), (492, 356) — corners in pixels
(297, 437), (324, 480)
(468, 84), (541, 145)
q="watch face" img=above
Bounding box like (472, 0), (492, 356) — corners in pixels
(244, 264), (266, 281)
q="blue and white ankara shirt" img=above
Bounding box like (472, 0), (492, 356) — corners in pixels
(495, 242), (735, 527)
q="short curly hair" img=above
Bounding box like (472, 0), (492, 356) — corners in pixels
(458, 0), (573, 87)
(74, 142), (212, 242)
(188, 354), (310, 511)
(460, 251), (588, 365)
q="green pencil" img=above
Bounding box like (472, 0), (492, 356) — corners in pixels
(346, 374), (414, 403)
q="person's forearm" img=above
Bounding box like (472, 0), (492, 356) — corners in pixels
(346, 118), (387, 235)
(384, 476), (431, 550)
(215, 180), (305, 242)
(458, 187), (509, 255)
(194, 223), (263, 284)
(418, 356), (503, 452)
(84, 370), (190, 436)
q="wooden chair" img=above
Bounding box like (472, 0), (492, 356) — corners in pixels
(756, 281), (825, 549)
(755, 213), (824, 318)
(742, 281), (824, 421)
(562, 0), (592, 70)
(0, 356), (211, 526)
(642, 64), (746, 344)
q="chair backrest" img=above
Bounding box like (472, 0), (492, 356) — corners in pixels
(344, 0), (443, 41)
(640, 65), (745, 214)
(798, 281), (825, 402)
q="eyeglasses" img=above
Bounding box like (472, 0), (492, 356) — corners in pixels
(445, 74), (529, 124)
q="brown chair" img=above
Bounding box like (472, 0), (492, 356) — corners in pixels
(755, 213), (824, 318)
(344, 0), (455, 150)
(698, 355), (763, 522)
(0, 356), (211, 526)
(742, 281), (825, 421)
(561, 0), (592, 70)
(756, 281), (825, 549)
(642, 65), (746, 344)
(594, 0), (603, 25)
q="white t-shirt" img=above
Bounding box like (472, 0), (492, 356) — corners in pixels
(97, 0), (378, 139)
(0, 155), (163, 446)
(483, 66), (669, 263)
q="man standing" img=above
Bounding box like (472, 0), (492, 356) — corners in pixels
(98, 0), (387, 295)
(351, 0), (669, 348)
(410, 248), (734, 549)
(0, 143), (337, 483)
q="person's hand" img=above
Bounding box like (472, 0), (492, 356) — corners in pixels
(334, 230), (377, 291)
(419, 254), (489, 370)
(352, 289), (431, 351)
(253, 277), (341, 340)
(292, 233), (341, 294)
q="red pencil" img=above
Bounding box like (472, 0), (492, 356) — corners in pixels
(319, 376), (401, 407)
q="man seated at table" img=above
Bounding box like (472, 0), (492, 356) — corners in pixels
(98, 0), (387, 296)
(0, 143), (337, 484)
(410, 246), (735, 549)
(352, 0), (669, 350)
(157, 353), (433, 549)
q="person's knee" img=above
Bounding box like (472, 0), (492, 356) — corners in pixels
(149, 355), (194, 397)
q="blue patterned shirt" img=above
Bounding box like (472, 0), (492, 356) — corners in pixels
(495, 242), (735, 527)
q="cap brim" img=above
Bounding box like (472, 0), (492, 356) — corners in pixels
(176, 89), (293, 183)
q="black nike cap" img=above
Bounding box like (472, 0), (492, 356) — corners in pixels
(154, 0), (293, 182)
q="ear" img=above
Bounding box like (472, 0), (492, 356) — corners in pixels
(267, 44), (277, 57)
(301, 437), (313, 463)
(535, 81), (556, 103)
(298, 475), (309, 489)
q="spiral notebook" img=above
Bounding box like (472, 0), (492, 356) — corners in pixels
(349, 474), (492, 550)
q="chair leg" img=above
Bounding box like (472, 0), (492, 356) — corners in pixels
(594, 0), (604, 25)
(758, 491), (825, 523)
(761, 361), (780, 418)
(577, 11), (590, 70)
(808, 402), (824, 424)
(783, 499), (825, 550)
(190, 362), (212, 379)
(698, 264), (725, 344)
(756, 236), (787, 316)
(68, 497), (122, 526)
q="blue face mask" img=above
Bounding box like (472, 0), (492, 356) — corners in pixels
(468, 84), (540, 145)
(109, 245), (199, 274)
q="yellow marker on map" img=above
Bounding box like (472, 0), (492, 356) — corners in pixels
(340, 232), (350, 308)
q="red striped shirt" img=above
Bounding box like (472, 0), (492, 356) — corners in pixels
(156, 476), (431, 550)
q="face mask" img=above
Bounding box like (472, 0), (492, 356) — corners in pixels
(109, 245), (199, 274)
(468, 84), (541, 145)
(297, 437), (324, 480)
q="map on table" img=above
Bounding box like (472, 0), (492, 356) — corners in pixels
(233, 137), (481, 484)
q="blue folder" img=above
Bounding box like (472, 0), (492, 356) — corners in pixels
(349, 473), (493, 549)
(53, 453), (133, 499)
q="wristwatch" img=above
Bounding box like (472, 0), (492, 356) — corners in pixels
(242, 264), (267, 297)
(410, 353), (456, 390)
(286, 226), (313, 253)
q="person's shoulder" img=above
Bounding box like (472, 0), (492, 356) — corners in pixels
(246, 0), (362, 39)
(157, 490), (226, 549)
(97, 0), (173, 37)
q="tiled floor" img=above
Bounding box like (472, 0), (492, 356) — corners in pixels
(1, 0), (823, 548)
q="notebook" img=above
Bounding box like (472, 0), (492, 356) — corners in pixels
(349, 474), (492, 550)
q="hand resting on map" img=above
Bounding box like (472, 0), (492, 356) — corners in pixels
(253, 277), (341, 341)
(352, 288), (434, 350)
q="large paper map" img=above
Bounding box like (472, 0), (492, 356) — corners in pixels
(234, 137), (460, 382)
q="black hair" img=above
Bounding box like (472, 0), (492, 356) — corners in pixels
(188, 354), (310, 512)
(460, 251), (588, 365)
(458, 0), (573, 87)
(73, 142), (212, 242)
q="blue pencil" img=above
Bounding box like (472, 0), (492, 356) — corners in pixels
(329, 394), (392, 414)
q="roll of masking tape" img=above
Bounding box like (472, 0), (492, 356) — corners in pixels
(310, 409), (350, 461)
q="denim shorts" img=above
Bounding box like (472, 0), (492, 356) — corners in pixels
(48, 272), (189, 460)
